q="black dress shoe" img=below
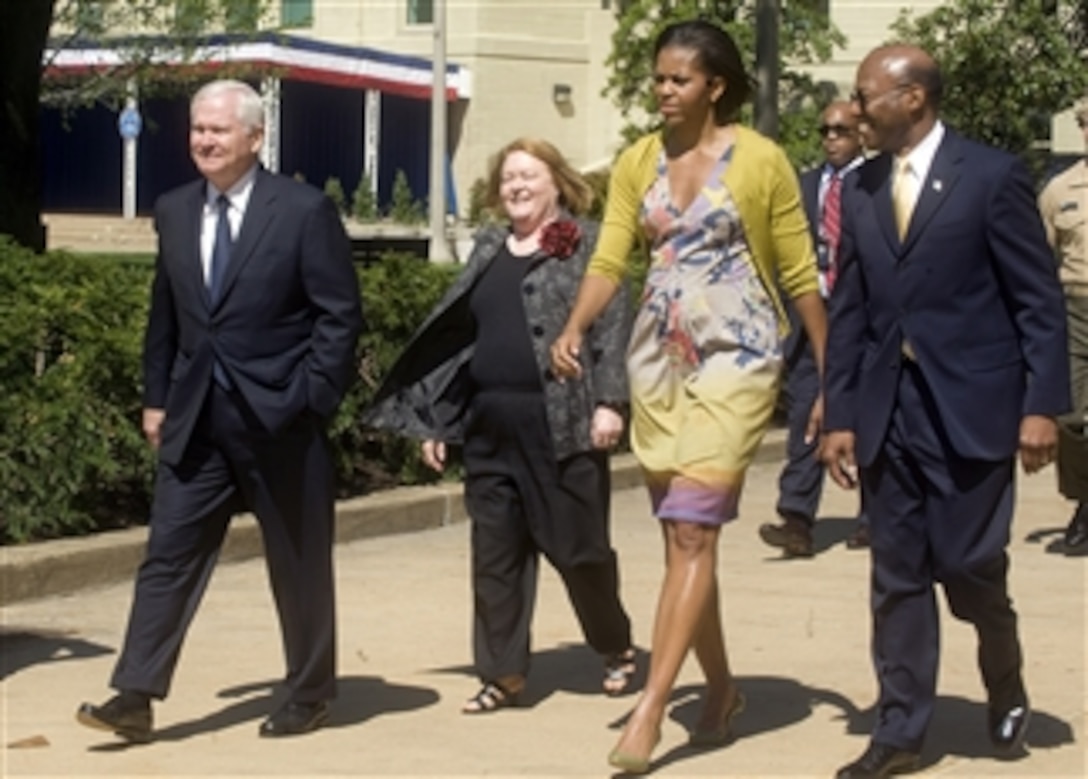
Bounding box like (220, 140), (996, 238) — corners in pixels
(989, 701), (1030, 752)
(259, 700), (330, 737)
(76, 692), (153, 743)
(758, 518), (814, 557)
(1064, 507), (1088, 548)
(846, 523), (870, 549)
(835, 741), (920, 778)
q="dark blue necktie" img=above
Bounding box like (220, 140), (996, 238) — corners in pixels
(209, 194), (232, 303)
(209, 194), (232, 387)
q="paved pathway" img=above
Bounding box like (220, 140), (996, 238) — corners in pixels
(1, 456), (1084, 777)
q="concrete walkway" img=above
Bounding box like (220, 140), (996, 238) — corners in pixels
(1, 438), (1085, 777)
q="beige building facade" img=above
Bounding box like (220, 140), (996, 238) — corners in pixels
(809, 0), (944, 89)
(283, 0), (942, 212)
(46, 0), (1083, 217)
(280, 0), (624, 213)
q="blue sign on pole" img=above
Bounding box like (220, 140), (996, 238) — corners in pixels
(118, 107), (142, 140)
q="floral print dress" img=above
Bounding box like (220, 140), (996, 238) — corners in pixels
(627, 148), (783, 524)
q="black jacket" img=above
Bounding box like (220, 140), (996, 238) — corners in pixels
(364, 217), (630, 460)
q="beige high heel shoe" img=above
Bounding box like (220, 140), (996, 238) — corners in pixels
(607, 726), (661, 775)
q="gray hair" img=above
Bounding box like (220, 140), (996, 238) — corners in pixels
(191, 79), (265, 132)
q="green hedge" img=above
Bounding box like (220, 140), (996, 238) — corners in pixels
(331, 253), (461, 494)
(0, 239), (460, 544)
(0, 239), (153, 543)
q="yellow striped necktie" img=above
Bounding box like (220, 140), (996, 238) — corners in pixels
(892, 157), (915, 240)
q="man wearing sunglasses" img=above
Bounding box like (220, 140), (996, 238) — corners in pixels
(760, 100), (869, 558)
(821, 46), (1069, 777)
(1039, 99), (1088, 552)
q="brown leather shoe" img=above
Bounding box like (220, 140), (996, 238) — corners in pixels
(758, 518), (813, 557)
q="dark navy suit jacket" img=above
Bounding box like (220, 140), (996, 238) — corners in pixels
(800, 166), (822, 246)
(143, 169), (364, 466)
(824, 130), (1070, 466)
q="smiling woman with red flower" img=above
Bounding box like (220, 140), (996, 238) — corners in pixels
(365, 138), (636, 714)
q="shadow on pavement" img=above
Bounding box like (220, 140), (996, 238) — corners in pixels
(431, 643), (651, 708)
(0, 627), (113, 680)
(1024, 525), (1088, 557)
(601, 675), (860, 774)
(597, 675), (1075, 776)
(813, 515), (868, 554)
(85, 675), (440, 749)
(759, 516), (869, 560)
(921, 694), (1074, 763)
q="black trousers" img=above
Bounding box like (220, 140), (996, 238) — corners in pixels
(862, 362), (1022, 751)
(111, 384), (337, 704)
(463, 389), (632, 682)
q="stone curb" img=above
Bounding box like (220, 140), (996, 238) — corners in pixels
(0, 429), (787, 606)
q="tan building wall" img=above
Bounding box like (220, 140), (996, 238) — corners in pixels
(291, 1), (623, 213)
(1052, 108), (1087, 155)
(810, 0), (946, 97)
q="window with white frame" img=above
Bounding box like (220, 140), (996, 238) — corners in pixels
(282, 0), (313, 27)
(407, 0), (434, 25)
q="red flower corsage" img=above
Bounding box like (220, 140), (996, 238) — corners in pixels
(539, 219), (582, 260)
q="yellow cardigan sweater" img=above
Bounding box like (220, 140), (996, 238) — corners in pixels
(588, 125), (818, 332)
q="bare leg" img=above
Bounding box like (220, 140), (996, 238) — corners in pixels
(690, 581), (741, 732)
(609, 520), (722, 765)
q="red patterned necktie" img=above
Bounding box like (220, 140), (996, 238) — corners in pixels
(821, 173), (842, 292)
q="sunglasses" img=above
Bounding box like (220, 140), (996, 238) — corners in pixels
(850, 84), (911, 113)
(819, 124), (854, 138)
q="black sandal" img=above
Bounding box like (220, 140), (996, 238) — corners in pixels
(462, 680), (520, 714)
(603, 648), (637, 696)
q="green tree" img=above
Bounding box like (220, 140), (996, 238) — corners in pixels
(352, 171), (378, 222)
(323, 176), (347, 215)
(604, 0), (847, 169)
(388, 170), (425, 226)
(891, 0), (1087, 169)
(45, 0), (274, 109)
(1, 0), (272, 251)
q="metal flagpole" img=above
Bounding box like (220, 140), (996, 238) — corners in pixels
(427, 0), (451, 261)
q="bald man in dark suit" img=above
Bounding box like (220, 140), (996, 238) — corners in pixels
(822, 47), (1069, 777)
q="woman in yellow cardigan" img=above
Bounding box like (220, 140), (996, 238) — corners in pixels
(551, 20), (827, 774)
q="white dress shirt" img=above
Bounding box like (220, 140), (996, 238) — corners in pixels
(894, 120), (946, 217)
(200, 165), (258, 287)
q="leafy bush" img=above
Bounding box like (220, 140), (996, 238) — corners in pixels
(0, 239), (154, 543)
(329, 253), (462, 492)
(388, 170), (426, 225)
(323, 176), (347, 215)
(0, 242), (463, 544)
(582, 168), (610, 222)
(352, 171), (378, 222)
(465, 176), (494, 227)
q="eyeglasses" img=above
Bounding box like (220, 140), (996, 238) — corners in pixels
(850, 84), (911, 113)
(819, 123), (854, 139)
